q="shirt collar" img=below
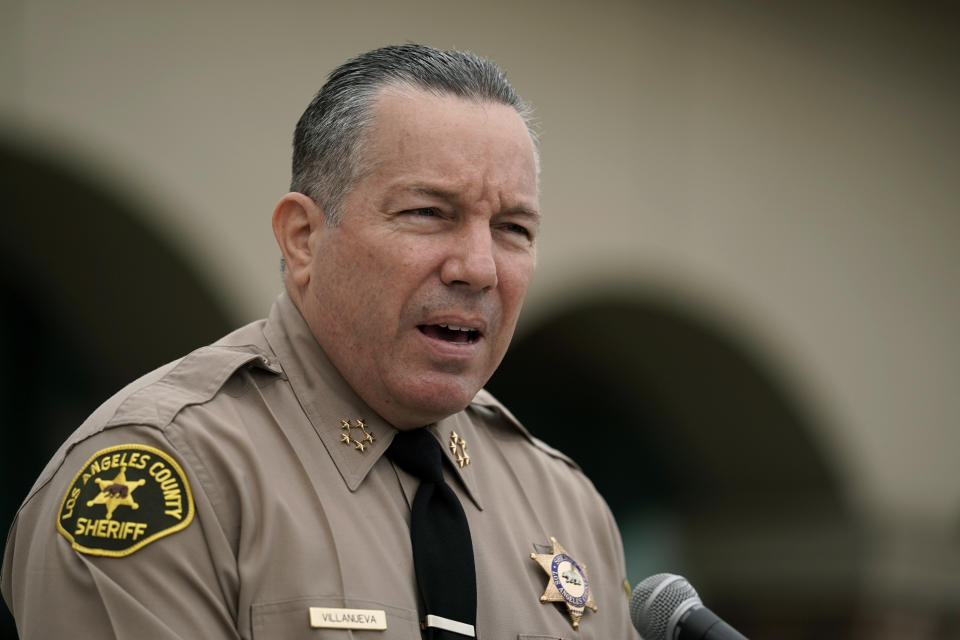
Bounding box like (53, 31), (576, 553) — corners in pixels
(261, 291), (483, 509)
(263, 291), (395, 492)
(430, 414), (484, 510)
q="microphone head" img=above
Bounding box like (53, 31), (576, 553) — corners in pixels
(629, 573), (702, 640)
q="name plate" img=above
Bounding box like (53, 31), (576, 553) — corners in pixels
(309, 607), (387, 630)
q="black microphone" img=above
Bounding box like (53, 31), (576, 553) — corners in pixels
(629, 573), (749, 640)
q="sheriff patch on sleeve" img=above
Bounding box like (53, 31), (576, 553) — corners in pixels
(56, 444), (195, 557)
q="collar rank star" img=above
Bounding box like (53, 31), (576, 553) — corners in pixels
(449, 430), (470, 468)
(530, 537), (597, 629)
(340, 418), (375, 452)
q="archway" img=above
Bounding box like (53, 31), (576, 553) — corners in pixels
(0, 140), (233, 639)
(486, 294), (859, 637)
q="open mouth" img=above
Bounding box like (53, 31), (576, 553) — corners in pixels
(418, 323), (481, 344)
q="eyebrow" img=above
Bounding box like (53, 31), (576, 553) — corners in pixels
(408, 185), (541, 220)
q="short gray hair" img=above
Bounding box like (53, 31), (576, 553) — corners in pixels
(290, 44), (538, 224)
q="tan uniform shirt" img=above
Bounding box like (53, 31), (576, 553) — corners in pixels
(2, 293), (639, 639)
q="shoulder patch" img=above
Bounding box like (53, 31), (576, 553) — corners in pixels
(55, 444), (195, 557)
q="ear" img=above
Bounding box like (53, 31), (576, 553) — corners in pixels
(272, 192), (325, 289)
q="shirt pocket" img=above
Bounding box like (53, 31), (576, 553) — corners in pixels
(251, 596), (420, 639)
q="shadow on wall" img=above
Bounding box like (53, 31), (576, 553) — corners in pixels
(0, 140), (233, 639)
(486, 295), (862, 639)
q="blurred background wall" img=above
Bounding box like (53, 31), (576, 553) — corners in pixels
(1, 1), (958, 638)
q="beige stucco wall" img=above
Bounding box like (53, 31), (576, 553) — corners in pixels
(3, 0), (959, 601)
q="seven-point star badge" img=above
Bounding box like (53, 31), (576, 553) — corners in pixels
(87, 467), (146, 520)
(530, 536), (598, 629)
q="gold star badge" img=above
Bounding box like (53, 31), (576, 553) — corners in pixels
(87, 466), (146, 520)
(530, 537), (597, 629)
(449, 431), (470, 468)
(340, 419), (375, 453)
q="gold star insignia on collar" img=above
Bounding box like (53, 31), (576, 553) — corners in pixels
(340, 419), (375, 453)
(449, 431), (470, 468)
(530, 537), (597, 629)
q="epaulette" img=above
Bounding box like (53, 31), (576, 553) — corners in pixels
(104, 344), (282, 430)
(22, 341), (281, 506)
(471, 388), (581, 471)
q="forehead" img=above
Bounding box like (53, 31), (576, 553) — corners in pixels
(355, 87), (539, 206)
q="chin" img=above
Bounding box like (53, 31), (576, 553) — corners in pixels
(393, 375), (483, 426)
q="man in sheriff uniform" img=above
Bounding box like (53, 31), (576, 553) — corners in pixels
(2, 45), (639, 639)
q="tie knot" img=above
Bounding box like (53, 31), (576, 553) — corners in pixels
(387, 428), (444, 483)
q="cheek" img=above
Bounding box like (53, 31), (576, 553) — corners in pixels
(350, 242), (433, 322)
(338, 235), (399, 286)
(309, 241), (391, 325)
(497, 255), (536, 308)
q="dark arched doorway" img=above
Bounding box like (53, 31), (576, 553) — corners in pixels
(0, 140), (234, 638)
(486, 294), (860, 638)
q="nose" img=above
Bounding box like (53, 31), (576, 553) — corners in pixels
(440, 222), (498, 291)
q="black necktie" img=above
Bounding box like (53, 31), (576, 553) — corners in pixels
(388, 428), (477, 639)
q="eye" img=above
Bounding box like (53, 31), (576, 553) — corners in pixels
(405, 207), (440, 217)
(500, 222), (533, 240)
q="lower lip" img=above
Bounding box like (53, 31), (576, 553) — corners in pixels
(417, 327), (483, 359)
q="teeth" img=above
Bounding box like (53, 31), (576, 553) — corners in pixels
(438, 323), (475, 333)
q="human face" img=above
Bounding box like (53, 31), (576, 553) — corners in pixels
(299, 87), (539, 429)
